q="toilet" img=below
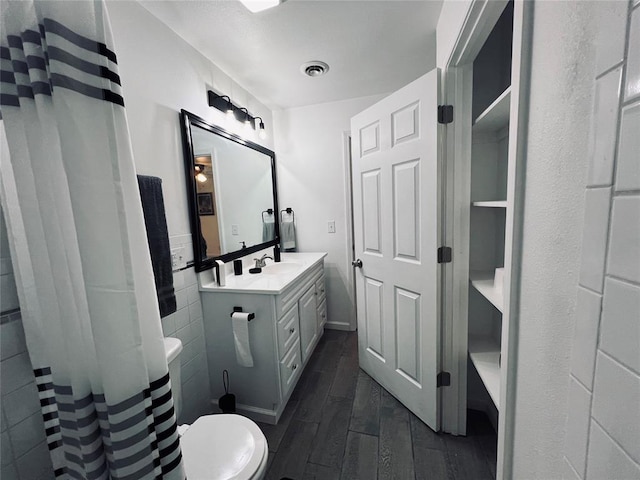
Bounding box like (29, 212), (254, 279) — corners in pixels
(163, 337), (269, 479)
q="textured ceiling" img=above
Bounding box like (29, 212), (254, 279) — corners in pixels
(139, 0), (443, 110)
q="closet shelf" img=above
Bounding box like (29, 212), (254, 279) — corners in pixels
(469, 335), (501, 410)
(470, 271), (503, 312)
(472, 201), (507, 208)
(473, 86), (511, 133)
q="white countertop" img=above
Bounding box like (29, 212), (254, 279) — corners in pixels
(199, 252), (327, 295)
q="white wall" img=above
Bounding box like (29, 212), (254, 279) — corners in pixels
(509, 1), (600, 478)
(107, 1), (274, 246)
(563, 2), (640, 479)
(106, 0), (275, 423)
(273, 94), (385, 330)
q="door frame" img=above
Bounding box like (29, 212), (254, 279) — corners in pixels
(340, 130), (357, 332)
(440, 1), (533, 480)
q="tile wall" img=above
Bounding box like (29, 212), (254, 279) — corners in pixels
(0, 231), (211, 478)
(564, 1), (640, 478)
(165, 234), (212, 424)
(1, 207), (53, 479)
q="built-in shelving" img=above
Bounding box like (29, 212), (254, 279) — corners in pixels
(473, 86), (511, 133)
(472, 200), (507, 208)
(469, 271), (503, 312)
(468, 335), (501, 409)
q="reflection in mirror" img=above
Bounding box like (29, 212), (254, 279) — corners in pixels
(181, 110), (279, 272)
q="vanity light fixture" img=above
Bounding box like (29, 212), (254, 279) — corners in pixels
(254, 116), (267, 139)
(206, 90), (267, 140)
(207, 91), (235, 119)
(239, 107), (251, 127)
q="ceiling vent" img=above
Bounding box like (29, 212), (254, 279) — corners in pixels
(301, 61), (329, 77)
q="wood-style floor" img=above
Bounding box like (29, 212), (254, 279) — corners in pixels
(257, 330), (497, 480)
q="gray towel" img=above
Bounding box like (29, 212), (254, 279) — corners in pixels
(137, 175), (176, 318)
(281, 220), (296, 251)
(262, 219), (275, 243)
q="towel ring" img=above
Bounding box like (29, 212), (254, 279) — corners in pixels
(262, 208), (274, 223)
(280, 207), (295, 223)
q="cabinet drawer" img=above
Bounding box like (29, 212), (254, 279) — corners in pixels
(315, 275), (326, 304)
(279, 338), (302, 397)
(317, 298), (327, 330)
(276, 263), (323, 318)
(277, 306), (300, 360)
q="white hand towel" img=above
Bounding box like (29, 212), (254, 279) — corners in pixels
(232, 312), (254, 367)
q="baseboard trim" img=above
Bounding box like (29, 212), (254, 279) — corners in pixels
(325, 321), (353, 331)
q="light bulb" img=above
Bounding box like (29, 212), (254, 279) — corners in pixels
(259, 127), (267, 139)
(196, 172), (207, 183)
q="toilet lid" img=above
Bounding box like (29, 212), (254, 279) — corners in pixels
(180, 414), (267, 480)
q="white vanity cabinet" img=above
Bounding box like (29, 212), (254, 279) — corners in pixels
(199, 253), (327, 424)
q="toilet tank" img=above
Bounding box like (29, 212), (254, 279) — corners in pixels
(163, 337), (183, 419)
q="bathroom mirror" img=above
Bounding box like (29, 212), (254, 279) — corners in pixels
(180, 110), (279, 272)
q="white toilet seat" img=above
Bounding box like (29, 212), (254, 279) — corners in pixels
(179, 414), (268, 480)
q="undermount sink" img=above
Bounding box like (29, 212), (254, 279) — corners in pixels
(261, 262), (301, 275)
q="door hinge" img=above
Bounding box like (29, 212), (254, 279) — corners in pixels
(437, 246), (452, 264)
(437, 371), (451, 387)
(438, 105), (453, 124)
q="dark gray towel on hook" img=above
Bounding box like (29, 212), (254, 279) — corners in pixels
(137, 175), (176, 318)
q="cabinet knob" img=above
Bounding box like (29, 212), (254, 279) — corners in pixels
(289, 327), (295, 334)
(322, 314), (326, 318)
(292, 364), (298, 370)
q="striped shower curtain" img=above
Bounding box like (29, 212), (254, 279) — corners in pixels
(0, 1), (185, 479)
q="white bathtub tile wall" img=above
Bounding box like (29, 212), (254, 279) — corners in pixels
(0, 313), (53, 480)
(570, 288), (602, 389)
(564, 378), (592, 477)
(615, 103), (640, 191)
(163, 235), (212, 424)
(624, 6), (640, 101)
(565, 1), (640, 477)
(586, 421), (640, 480)
(0, 208), (19, 314)
(586, 68), (622, 187)
(607, 196), (640, 283)
(577, 187), (612, 292)
(599, 278), (640, 372)
(1, 207), (53, 479)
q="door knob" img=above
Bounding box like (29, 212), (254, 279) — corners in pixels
(352, 259), (363, 268)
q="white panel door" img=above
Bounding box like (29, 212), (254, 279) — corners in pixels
(351, 69), (441, 431)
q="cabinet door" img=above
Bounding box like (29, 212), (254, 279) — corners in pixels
(299, 285), (318, 363)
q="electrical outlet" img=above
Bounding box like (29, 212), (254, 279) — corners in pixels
(232, 224), (239, 235)
(171, 246), (187, 270)
(328, 221), (336, 233)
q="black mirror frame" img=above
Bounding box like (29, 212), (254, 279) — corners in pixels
(180, 109), (280, 273)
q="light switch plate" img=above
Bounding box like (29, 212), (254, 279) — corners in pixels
(232, 224), (239, 235)
(171, 246), (187, 270)
(328, 221), (336, 233)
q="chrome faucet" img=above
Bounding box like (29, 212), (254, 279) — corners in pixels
(253, 254), (273, 268)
